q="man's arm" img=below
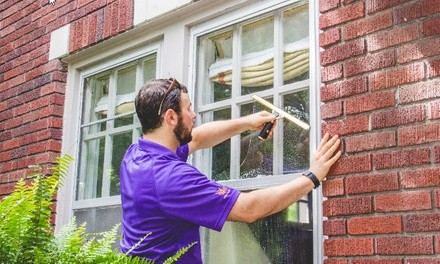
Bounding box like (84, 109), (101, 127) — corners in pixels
(188, 111), (276, 154)
(227, 133), (341, 223)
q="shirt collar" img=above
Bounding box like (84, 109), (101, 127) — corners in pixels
(138, 137), (180, 159)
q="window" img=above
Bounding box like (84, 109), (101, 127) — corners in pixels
(190, 1), (317, 263)
(72, 45), (160, 234)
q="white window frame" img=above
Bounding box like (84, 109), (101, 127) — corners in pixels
(187, 0), (323, 263)
(56, 42), (163, 230)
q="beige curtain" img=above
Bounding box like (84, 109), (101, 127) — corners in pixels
(209, 37), (309, 87)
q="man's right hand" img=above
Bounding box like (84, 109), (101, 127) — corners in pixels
(309, 133), (341, 181)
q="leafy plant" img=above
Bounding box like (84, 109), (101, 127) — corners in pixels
(0, 155), (194, 263)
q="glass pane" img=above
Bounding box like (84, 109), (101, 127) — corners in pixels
(115, 65), (136, 127)
(240, 100), (273, 179)
(84, 73), (110, 123)
(77, 137), (105, 200)
(205, 196), (312, 264)
(283, 4), (309, 85)
(143, 55), (157, 83)
(204, 30), (233, 104)
(283, 90), (310, 173)
(110, 132), (133, 196)
(210, 108), (231, 181)
(241, 16), (274, 95)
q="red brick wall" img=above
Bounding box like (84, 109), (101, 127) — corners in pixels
(320, 0), (440, 262)
(0, 0), (133, 197)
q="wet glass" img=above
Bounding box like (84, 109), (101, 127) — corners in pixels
(239, 99), (273, 179)
(282, 90), (310, 173)
(205, 195), (313, 264)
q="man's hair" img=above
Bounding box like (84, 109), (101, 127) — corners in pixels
(135, 78), (188, 134)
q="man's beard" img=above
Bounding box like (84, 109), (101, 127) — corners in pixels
(174, 114), (193, 145)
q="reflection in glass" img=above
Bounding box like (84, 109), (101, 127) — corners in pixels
(85, 74), (110, 123)
(210, 108), (231, 181)
(110, 132), (132, 196)
(77, 137), (105, 200)
(240, 100), (273, 179)
(143, 56), (157, 83)
(283, 3), (310, 85)
(241, 16), (274, 95)
(206, 194), (312, 264)
(283, 90), (310, 173)
(204, 30), (233, 104)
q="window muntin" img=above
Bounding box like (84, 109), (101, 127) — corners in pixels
(194, 1), (313, 263)
(76, 54), (157, 201)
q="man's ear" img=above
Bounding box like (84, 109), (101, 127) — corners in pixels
(163, 109), (178, 127)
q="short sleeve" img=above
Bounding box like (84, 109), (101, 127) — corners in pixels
(155, 163), (240, 232)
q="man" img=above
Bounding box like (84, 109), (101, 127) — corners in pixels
(119, 78), (341, 263)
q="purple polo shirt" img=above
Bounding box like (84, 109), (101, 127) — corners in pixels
(119, 138), (240, 263)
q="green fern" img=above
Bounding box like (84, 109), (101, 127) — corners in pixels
(0, 155), (194, 263)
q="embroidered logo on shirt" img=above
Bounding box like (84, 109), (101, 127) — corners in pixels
(215, 186), (230, 199)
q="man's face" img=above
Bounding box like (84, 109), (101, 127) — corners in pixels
(174, 92), (196, 145)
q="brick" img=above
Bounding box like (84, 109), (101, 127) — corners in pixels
(369, 62), (425, 91)
(427, 59), (440, 78)
(323, 177), (345, 197)
(344, 50), (395, 77)
(324, 259), (348, 264)
(372, 105), (425, 129)
(375, 191), (432, 212)
(321, 100), (343, 119)
(398, 37), (440, 64)
(422, 0), (440, 16)
(320, 2), (365, 29)
(0, 183), (17, 196)
(399, 79), (440, 104)
(367, 0), (410, 14)
(435, 145), (440, 164)
(367, 23), (419, 52)
(423, 17), (440, 37)
(322, 64), (343, 82)
(323, 219), (347, 236)
(436, 189), (440, 208)
(437, 234), (440, 253)
(324, 237), (374, 256)
(323, 196), (372, 217)
(347, 215), (402, 235)
(320, 0), (340, 13)
(346, 172), (399, 194)
(398, 122), (440, 146)
(321, 77), (367, 101)
(345, 90), (395, 115)
(323, 115), (369, 136)
(374, 148), (430, 170)
(401, 168), (440, 188)
(406, 258), (440, 264)
(321, 39), (365, 66)
(376, 236), (434, 255)
(346, 131), (396, 153)
(393, 2), (422, 24)
(430, 100), (440, 120)
(343, 11), (392, 40)
(351, 259), (402, 264)
(320, 28), (341, 48)
(404, 212), (440, 232)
